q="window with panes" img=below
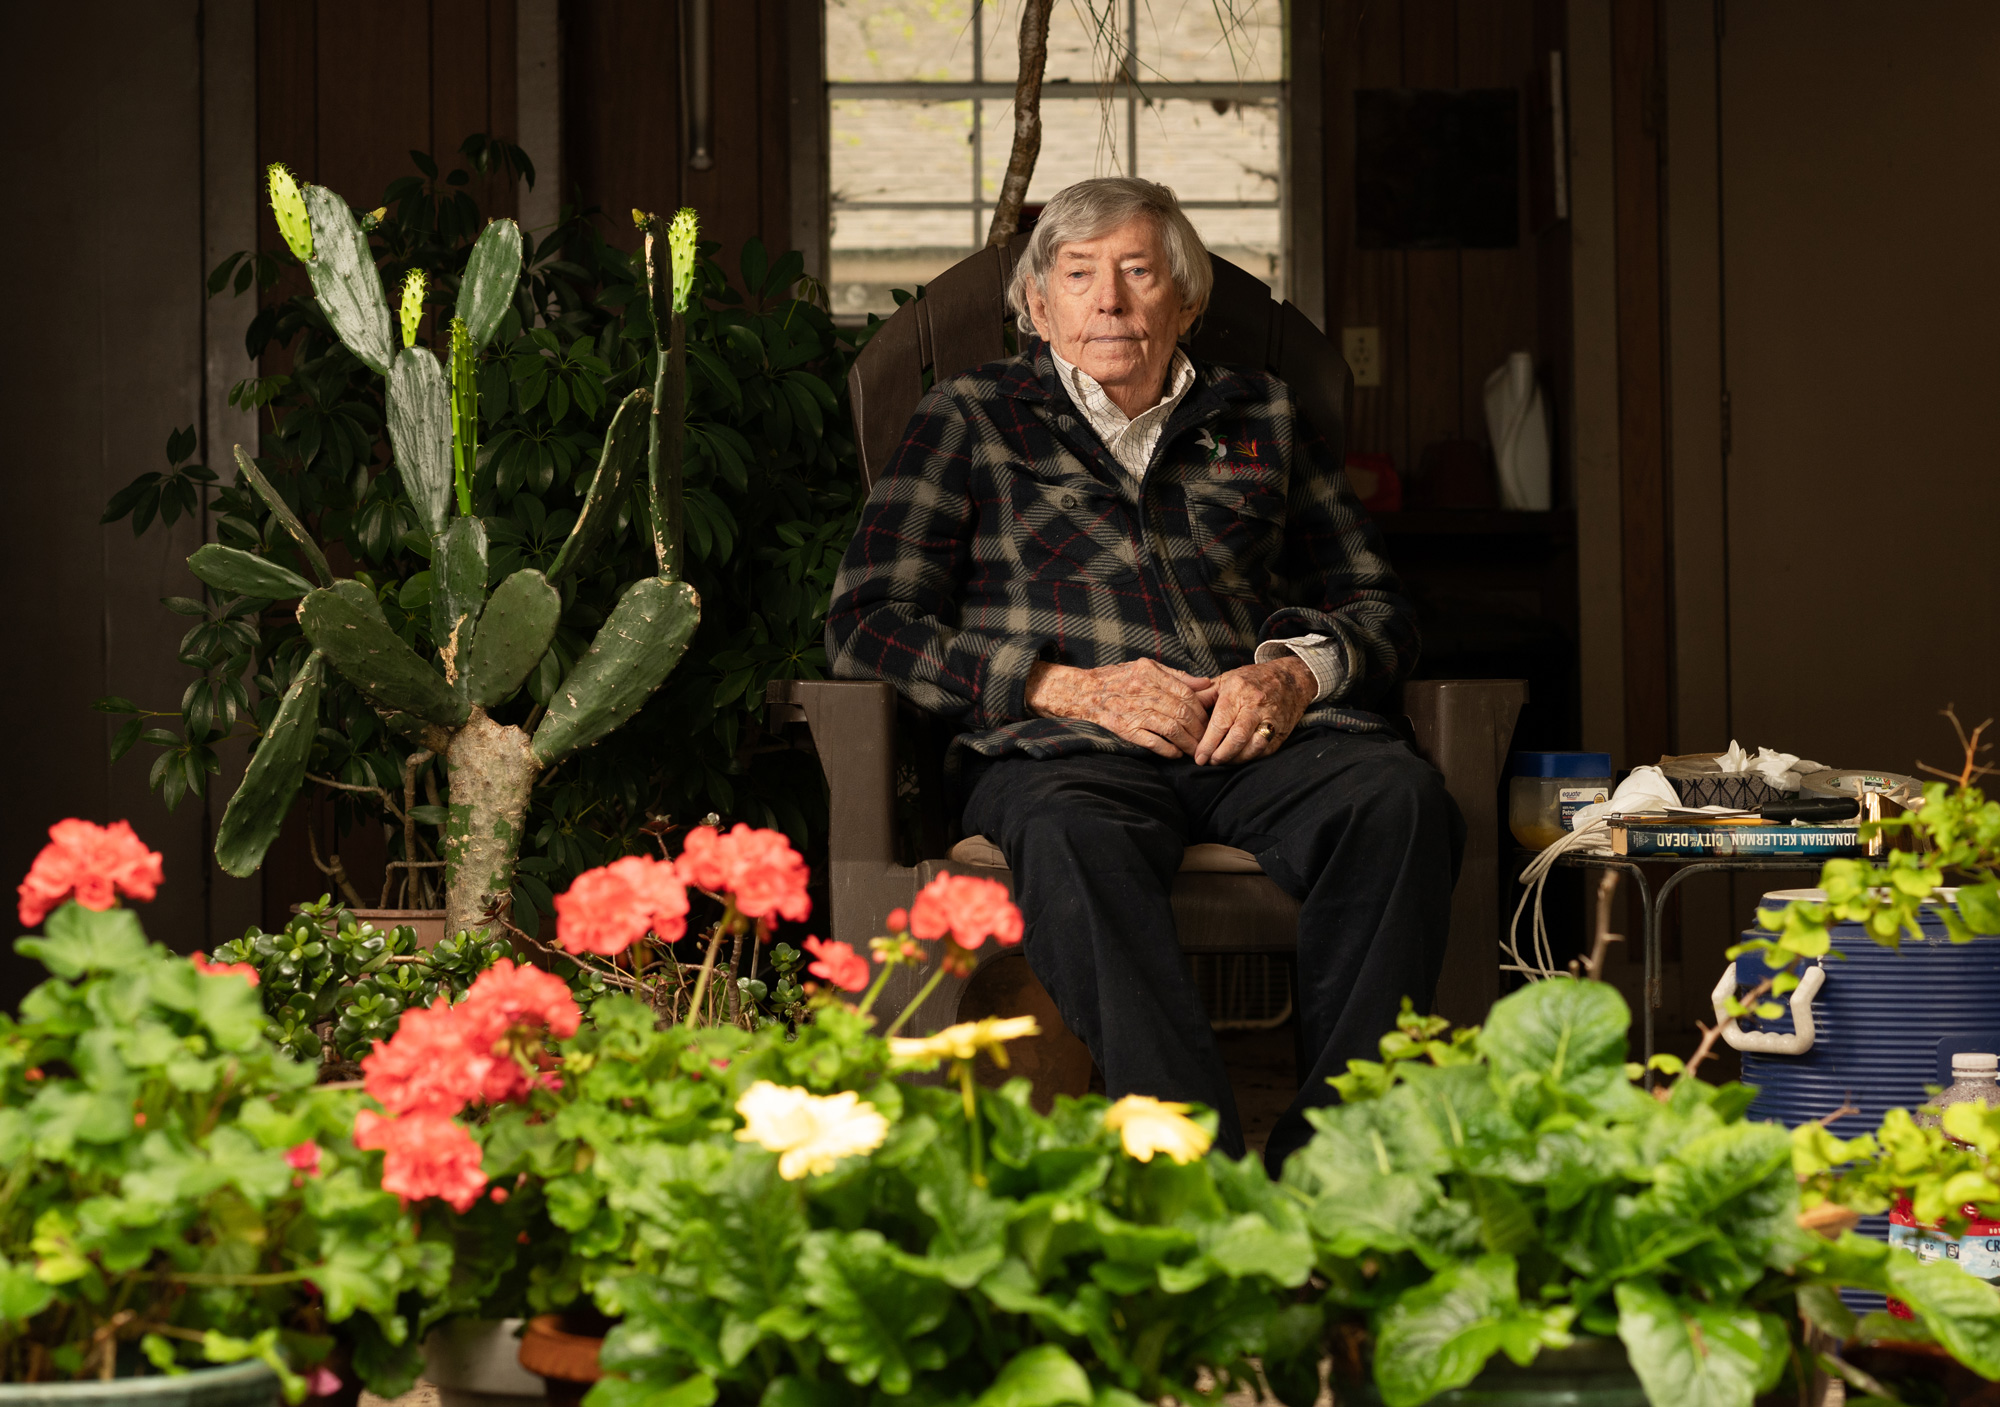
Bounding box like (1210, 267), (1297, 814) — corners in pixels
(825, 0), (1286, 319)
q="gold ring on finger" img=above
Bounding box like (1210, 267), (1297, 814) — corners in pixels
(1255, 721), (1275, 741)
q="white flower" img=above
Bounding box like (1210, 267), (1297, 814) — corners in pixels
(734, 1081), (888, 1180)
(1103, 1094), (1212, 1164)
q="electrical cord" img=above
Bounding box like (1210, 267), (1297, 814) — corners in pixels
(1503, 817), (1615, 981)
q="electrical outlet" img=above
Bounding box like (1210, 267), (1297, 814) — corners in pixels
(1341, 326), (1382, 387)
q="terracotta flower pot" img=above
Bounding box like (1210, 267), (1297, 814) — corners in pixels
(0, 1361), (281, 1406)
(346, 909), (448, 948)
(517, 1313), (602, 1407)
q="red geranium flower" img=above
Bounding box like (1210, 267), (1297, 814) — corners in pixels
(285, 1141), (322, 1175)
(802, 936), (870, 993)
(676, 824), (811, 924)
(17, 819), (164, 927)
(553, 855), (688, 956)
(189, 952), (260, 987)
(908, 874), (1023, 951)
(353, 1109), (487, 1212)
(360, 1004), (489, 1119)
(457, 960), (581, 1103)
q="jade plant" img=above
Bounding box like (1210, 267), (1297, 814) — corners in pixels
(194, 167), (706, 939)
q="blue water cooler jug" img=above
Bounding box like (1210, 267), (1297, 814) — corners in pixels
(1723, 888), (2000, 1309)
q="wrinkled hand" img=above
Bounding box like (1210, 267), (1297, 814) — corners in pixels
(1193, 657), (1315, 765)
(1025, 659), (1216, 759)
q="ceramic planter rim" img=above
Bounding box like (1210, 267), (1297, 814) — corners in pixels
(0, 1359), (278, 1401)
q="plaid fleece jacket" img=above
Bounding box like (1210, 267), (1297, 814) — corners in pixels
(825, 340), (1419, 763)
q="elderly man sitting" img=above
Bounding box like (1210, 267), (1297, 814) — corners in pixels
(826, 176), (1462, 1169)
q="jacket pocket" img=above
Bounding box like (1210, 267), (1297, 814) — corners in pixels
(1183, 480), (1286, 597)
(1011, 478), (1139, 583)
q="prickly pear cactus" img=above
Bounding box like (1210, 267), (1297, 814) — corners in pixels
(195, 169), (704, 943)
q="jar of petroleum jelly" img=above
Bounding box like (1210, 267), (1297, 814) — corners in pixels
(1509, 752), (1614, 850)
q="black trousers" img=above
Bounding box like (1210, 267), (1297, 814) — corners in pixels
(960, 728), (1464, 1170)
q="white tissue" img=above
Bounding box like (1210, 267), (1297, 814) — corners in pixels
(1568, 765), (1682, 832)
(1485, 352), (1552, 511)
(1713, 741), (1821, 792)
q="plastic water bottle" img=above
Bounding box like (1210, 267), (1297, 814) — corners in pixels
(1892, 1053), (2000, 1301)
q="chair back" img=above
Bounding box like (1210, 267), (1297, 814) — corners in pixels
(847, 239), (1350, 488)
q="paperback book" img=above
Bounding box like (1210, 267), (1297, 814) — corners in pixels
(1608, 818), (1861, 858)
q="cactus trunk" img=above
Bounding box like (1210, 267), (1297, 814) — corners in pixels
(442, 708), (539, 940)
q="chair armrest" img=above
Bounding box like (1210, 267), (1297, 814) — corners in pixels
(1400, 679), (1527, 1026)
(765, 679), (899, 866)
(1401, 679), (1527, 795)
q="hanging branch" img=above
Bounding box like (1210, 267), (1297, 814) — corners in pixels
(987, 0), (1053, 247)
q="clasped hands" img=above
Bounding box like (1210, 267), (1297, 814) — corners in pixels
(1024, 654), (1316, 764)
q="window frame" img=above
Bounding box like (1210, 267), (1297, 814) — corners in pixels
(792, 0), (1324, 325)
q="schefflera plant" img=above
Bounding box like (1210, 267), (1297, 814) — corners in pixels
(195, 166), (704, 940)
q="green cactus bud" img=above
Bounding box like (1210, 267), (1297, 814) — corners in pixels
(267, 163), (312, 261)
(399, 269), (426, 348)
(449, 318), (478, 517)
(668, 207), (699, 314)
(632, 208), (657, 234)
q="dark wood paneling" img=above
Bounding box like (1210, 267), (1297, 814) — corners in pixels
(562, 0), (793, 266)
(314, 2), (432, 204)
(1610, 0), (1670, 768)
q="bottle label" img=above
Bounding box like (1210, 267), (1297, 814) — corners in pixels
(1963, 1234), (2000, 1282)
(1559, 786), (1610, 830)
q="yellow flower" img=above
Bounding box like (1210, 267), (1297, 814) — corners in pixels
(734, 1081), (888, 1180)
(1104, 1094), (1212, 1164)
(889, 1015), (1040, 1066)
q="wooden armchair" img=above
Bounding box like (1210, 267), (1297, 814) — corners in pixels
(769, 239), (1524, 1098)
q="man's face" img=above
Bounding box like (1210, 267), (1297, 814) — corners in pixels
(1026, 215), (1198, 402)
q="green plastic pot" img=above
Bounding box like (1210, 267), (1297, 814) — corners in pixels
(1337, 1338), (1648, 1405)
(0, 1361), (281, 1406)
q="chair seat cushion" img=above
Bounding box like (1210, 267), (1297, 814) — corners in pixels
(949, 835), (1264, 874)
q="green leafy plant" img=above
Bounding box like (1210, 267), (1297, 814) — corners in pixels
(1750, 710), (2000, 969)
(205, 899), (517, 1071)
(1287, 981), (2000, 1407)
(101, 140), (864, 937)
(0, 823), (442, 1398)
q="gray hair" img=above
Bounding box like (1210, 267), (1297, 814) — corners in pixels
(1006, 177), (1213, 338)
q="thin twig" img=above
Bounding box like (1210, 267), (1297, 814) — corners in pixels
(1674, 975), (1775, 1093)
(399, 749), (436, 907)
(306, 828), (367, 909)
(308, 772), (404, 821)
(725, 932), (748, 1023)
(1916, 706), (1997, 788)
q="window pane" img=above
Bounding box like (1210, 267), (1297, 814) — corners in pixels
(982, 0), (1127, 85)
(980, 97), (1129, 203)
(1137, 97), (1279, 202)
(1185, 205), (1281, 295)
(832, 98), (973, 203)
(827, 0), (978, 82)
(1140, 0), (1282, 83)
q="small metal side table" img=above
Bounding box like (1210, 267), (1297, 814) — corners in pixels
(1520, 851), (1827, 1065)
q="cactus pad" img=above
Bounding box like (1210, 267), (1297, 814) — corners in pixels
(301, 184), (394, 376)
(215, 651), (323, 877)
(530, 577), (700, 765)
(232, 447), (333, 586)
(456, 218), (524, 349)
(668, 208), (699, 314)
(433, 515), (489, 680)
(462, 569), (560, 708)
(547, 388), (651, 585)
(299, 586), (469, 729)
(188, 544), (316, 601)
(386, 348), (453, 540)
